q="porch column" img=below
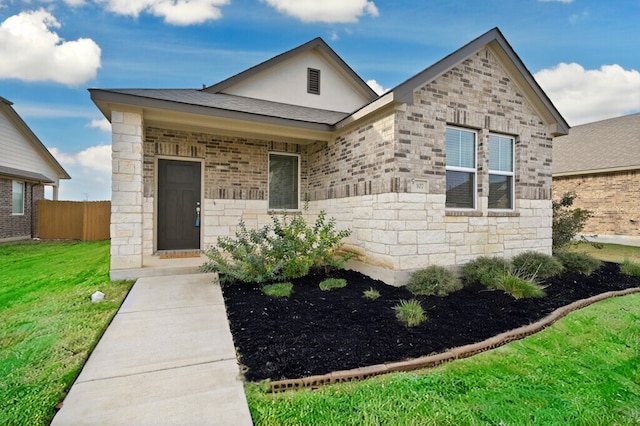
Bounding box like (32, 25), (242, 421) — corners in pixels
(110, 109), (144, 275)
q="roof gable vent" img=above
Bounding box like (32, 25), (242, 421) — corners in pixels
(307, 68), (320, 95)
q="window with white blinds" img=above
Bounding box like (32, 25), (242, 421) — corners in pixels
(446, 127), (477, 209)
(488, 134), (514, 210)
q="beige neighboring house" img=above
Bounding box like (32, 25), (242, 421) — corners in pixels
(91, 27), (568, 285)
(553, 112), (640, 246)
(0, 97), (70, 242)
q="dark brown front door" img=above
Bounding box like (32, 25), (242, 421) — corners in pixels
(157, 159), (201, 250)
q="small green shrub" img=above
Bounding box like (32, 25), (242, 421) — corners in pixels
(393, 299), (426, 327)
(499, 273), (545, 299)
(555, 251), (602, 275)
(511, 251), (563, 279)
(553, 192), (593, 252)
(319, 278), (347, 291)
(620, 259), (640, 276)
(406, 265), (462, 296)
(262, 282), (293, 298)
(461, 256), (512, 289)
(200, 204), (351, 284)
(363, 288), (380, 300)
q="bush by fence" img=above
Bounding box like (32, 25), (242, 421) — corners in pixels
(37, 200), (110, 241)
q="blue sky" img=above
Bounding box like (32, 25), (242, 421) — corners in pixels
(2, 0), (639, 200)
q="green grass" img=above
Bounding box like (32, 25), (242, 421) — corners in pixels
(0, 240), (134, 426)
(621, 259), (640, 276)
(262, 282), (293, 297)
(246, 293), (640, 425)
(499, 272), (545, 299)
(567, 242), (640, 264)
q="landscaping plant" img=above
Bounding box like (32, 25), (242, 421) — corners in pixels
(393, 299), (427, 327)
(498, 272), (545, 299)
(319, 278), (347, 291)
(262, 282), (293, 298)
(362, 288), (380, 300)
(620, 258), (640, 276)
(554, 251), (602, 275)
(406, 265), (462, 296)
(552, 191), (593, 252)
(461, 256), (511, 288)
(200, 205), (352, 283)
(511, 251), (563, 279)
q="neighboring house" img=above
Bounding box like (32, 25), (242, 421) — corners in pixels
(0, 97), (71, 242)
(91, 27), (568, 285)
(553, 113), (640, 246)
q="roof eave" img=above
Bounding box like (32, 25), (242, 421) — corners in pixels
(390, 27), (570, 135)
(553, 165), (640, 177)
(89, 89), (336, 142)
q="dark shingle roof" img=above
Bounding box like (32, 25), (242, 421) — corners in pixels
(103, 89), (349, 125)
(553, 112), (640, 175)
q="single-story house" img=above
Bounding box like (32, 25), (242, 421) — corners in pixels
(0, 97), (70, 242)
(91, 27), (568, 285)
(553, 112), (640, 246)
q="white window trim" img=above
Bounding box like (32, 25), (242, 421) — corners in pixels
(445, 127), (478, 211)
(488, 134), (515, 211)
(12, 180), (25, 216)
(268, 152), (301, 211)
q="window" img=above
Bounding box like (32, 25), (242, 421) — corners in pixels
(488, 134), (514, 210)
(269, 153), (299, 210)
(12, 180), (24, 215)
(445, 127), (476, 209)
(307, 68), (320, 95)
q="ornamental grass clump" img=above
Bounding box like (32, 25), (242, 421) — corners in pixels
(406, 265), (462, 296)
(200, 204), (351, 284)
(393, 299), (426, 327)
(461, 256), (512, 289)
(554, 251), (602, 276)
(363, 288), (381, 300)
(511, 251), (564, 279)
(499, 272), (545, 299)
(620, 259), (640, 276)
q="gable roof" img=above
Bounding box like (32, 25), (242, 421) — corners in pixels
(0, 97), (70, 182)
(553, 112), (640, 176)
(91, 28), (568, 141)
(342, 27), (568, 136)
(204, 37), (378, 101)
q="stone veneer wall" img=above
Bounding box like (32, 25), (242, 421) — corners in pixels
(554, 171), (640, 237)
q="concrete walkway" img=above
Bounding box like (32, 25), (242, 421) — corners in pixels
(51, 273), (253, 426)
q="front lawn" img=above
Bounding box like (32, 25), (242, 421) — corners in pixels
(246, 292), (640, 425)
(0, 240), (133, 426)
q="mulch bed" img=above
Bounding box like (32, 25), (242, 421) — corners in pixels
(221, 262), (640, 382)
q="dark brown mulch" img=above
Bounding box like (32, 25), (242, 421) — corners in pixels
(221, 262), (640, 382)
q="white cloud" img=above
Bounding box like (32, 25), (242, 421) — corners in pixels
(49, 145), (112, 200)
(366, 79), (389, 95)
(262, 0), (379, 23)
(0, 9), (101, 85)
(97, 0), (229, 25)
(88, 118), (112, 132)
(535, 63), (640, 125)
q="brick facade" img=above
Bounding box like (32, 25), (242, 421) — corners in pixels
(554, 171), (640, 237)
(107, 39), (559, 284)
(0, 177), (44, 241)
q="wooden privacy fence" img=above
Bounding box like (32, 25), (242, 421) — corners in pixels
(37, 200), (110, 241)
